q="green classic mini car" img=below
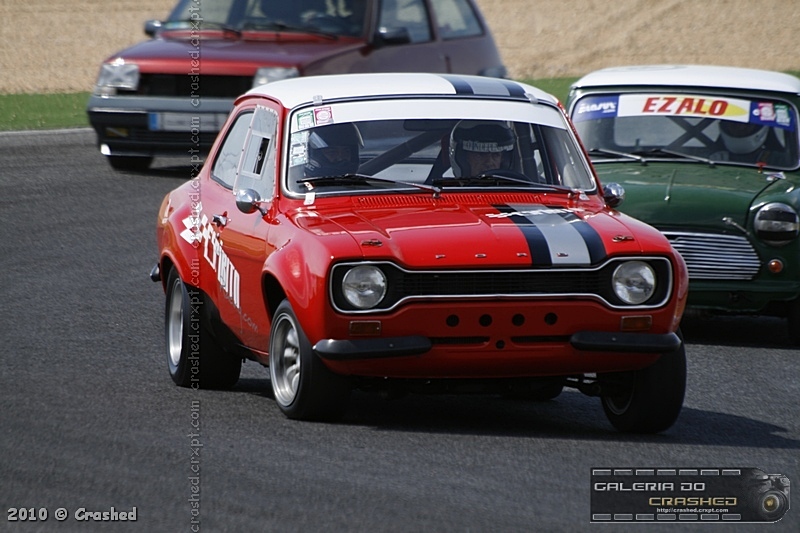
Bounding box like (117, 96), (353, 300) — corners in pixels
(567, 65), (800, 343)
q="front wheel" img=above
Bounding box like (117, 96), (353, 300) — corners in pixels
(600, 331), (686, 433)
(269, 299), (350, 421)
(164, 268), (241, 389)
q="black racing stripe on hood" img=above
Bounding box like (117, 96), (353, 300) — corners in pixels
(554, 210), (608, 264)
(493, 204), (552, 266)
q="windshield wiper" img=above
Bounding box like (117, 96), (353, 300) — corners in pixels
(241, 21), (338, 40)
(587, 148), (647, 165)
(166, 20), (242, 37)
(633, 148), (716, 167)
(432, 173), (575, 194)
(300, 174), (442, 196)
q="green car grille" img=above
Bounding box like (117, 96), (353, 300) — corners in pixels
(664, 232), (760, 280)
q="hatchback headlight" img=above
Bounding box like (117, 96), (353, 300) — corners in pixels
(754, 202), (799, 246)
(612, 261), (656, 305)
(93, 59), (140, 96)
(252, 67), (300, 88)
(342, 265), (387, 309)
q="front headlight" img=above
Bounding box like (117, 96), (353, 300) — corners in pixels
(342, 265), (387, 309)
(755, 202), (799, 246)
(93, 59), (140, 96)
(612, 261), (656, 305)
(252, 67), (300, 88)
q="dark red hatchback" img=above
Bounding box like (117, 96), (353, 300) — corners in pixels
(86, 0), (506, 171)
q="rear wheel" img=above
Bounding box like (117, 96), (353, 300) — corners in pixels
(600, 331), (686, 433)
(269, 299), (350, 420)
(165, 268), (241, 389)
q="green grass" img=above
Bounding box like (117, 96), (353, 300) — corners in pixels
(0, 92), (91, 131)
(1, 72), (798, 132)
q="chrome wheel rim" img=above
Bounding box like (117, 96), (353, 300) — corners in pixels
(271, 314), (301, 407)
(167, 278), (184, 369)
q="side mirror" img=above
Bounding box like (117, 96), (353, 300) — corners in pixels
(603, 182), (625, 208)
(373, 27), (412, 48)
(144, 19), (162, 37)
(235, 188), (266, 215)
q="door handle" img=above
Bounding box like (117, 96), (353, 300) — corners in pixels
(212, 214), (228, 227)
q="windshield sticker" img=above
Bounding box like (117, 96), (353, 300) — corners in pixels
(290, 131), (309, 167)
(618, 94), (751, 121)
(572, 96), (619, 122)
(574, 94), (796, 131)
(314, 106), (334, 126)
(296, 111), (314, 130)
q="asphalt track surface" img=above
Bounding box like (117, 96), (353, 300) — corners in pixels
(1, 129), (798, 532)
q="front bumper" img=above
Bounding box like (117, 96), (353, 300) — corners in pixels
(314, 331), (681, 361)
(87, 94), (234, 156)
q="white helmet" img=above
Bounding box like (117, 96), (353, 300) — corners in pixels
(449, 120), (516, 177)
(719, 121), (768, 154)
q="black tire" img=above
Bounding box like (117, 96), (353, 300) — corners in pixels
(108, 155), (153, 172)
(600, 331), (686, 433)
(164, 268), (241, 389)
(269, 299), (350, 421)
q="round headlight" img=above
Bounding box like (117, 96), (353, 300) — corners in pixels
(612, 261), (656, 305)
(342, 265), (387, 309)
(755, 202), (799, 246)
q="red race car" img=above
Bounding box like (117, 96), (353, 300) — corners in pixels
(152, 73), (689, 433)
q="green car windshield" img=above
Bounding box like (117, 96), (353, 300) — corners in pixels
(572, 93), (800, 170)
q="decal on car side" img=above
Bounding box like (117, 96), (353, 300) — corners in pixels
(179, 204), (241, 309)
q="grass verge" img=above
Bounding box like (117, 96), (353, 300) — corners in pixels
(0, 92), (91, 131)
(3, 72), (799, 132)
(0, 78), (579, 132)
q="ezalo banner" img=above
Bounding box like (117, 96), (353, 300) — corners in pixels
(591, 468), (790, 523)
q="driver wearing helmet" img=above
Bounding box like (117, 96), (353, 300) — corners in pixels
(304, 122), (363, 177)
(449, 120), (516, 177)
(719, 120), (769, 156)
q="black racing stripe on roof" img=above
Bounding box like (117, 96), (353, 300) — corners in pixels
(441, 75), (475, 95)
(499, 79), (527, 97)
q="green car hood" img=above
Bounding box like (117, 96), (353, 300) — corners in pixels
(593, 163), (781, 229)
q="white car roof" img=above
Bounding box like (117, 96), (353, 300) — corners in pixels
(245, 73), (558, 109)
(571, 65), (800, 95)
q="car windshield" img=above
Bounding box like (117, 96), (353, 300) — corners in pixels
(165, 0), (367, 38)
(572, 93), (800, 170)
(285, 99), (596, 196)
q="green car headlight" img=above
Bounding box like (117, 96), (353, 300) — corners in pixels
(342, 265), (387, 309)
(93, 59), (140, 96)
(755, 202), (799, 246)
(612, 261), (656, 305)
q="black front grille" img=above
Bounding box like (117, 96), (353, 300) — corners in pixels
(330, 258), (674, 313)
(134, 74), (253, 98)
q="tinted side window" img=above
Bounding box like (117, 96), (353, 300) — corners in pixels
(430, 0), (482, 39)
(212, 112), (253, 188)
(379, 0), (432, 43)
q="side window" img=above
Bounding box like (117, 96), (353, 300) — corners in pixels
(234, 105), (279, 201)
(379, 0), (432, 43)
(211, 111), (253, 189)
(430, 0), (482, 39)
